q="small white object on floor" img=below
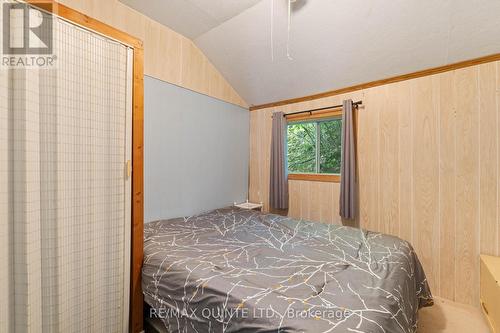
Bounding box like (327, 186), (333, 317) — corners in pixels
(234, 200), (263, 211)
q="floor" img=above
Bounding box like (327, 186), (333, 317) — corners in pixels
(418, 297), (491, 333)
(145, 297), (492, 333)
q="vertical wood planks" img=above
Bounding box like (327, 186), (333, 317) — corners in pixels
(299, 181), (311, 220)
(411, 76), (440, 294)
(379, 84), (400, 236)
(309, 182), (321, 222)
(287, 181), (340, 224)
(59, 0), (248, 107)
(249, 111), (260, 204)
(288, 180), (301, 219)
(497, 62), (500, 257)
(479, 62), (498, 256)
(331, 184), (341, 224)
(262, 109), (273, 211)
(454, 67), (480, 306)
(180, 39), (207, 94)
(319, 182), (335, 224)
(357, 88), (380, 232)
(396, 81), (413, 243)
(439, 71), (457, 301)
(249, 108), (273, 211)
(144, 20), (183, 86)
(249, 61), (500, 307)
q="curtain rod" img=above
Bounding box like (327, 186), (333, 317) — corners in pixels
(283, 100), (363, 117)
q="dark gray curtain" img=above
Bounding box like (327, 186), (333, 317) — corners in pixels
(270, 112), (289, 210)
(340, 100), (357, 222)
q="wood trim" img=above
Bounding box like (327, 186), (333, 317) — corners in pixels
(131, 47), (144, 333)
(27, 1), (144, 49)
(286, 109), (342, 122)
(249, 52), (500, 111)
(288, 173), (340, 183)
(27, 2), (145, 332)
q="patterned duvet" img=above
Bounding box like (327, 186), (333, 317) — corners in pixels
(143, 207), (433, 333)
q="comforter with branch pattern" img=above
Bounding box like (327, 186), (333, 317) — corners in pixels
(143, 207), (432, 333)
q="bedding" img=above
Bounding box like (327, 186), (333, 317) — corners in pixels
(143, 207), (432, 333)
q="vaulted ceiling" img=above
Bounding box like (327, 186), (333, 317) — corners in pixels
(120, 0), (500, 106)
(119, 0), (262, 39)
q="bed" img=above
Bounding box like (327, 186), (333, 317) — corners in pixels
(143, 207), (433, 333)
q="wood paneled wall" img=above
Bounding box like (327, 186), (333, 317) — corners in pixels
(249, 61), (500, 308)
(288, 180), (342, 224)
(58, 0), (247, 108)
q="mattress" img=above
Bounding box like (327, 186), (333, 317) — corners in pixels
(143, 207), (433, 333)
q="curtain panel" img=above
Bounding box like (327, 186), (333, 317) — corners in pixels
(339, 100), (357, 223)
(269, 112), (289, 210)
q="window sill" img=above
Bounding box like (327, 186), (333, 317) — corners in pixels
(288, 173), (340, 183)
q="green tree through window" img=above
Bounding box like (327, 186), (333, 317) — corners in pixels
(287, 118), (342, 174)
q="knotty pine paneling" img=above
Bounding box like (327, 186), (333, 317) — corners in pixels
(58, 0), (247, 108)
(248, 61), (500, 308)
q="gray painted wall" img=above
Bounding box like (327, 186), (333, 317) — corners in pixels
(144, 76), (249, 222)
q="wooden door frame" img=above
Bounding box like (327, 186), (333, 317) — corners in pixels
(27, 1), (145, 332)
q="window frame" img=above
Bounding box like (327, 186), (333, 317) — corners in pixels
(286, 109), (343, 183)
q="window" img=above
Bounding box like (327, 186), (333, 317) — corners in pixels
(287, 117), (342, 177)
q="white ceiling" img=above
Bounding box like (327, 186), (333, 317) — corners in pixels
(121, 0), (500, 106)
(119, 0), (262, 39)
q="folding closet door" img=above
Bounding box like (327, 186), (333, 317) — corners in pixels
(0, 9), (10, 332)
(0, 2), (133, 332)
